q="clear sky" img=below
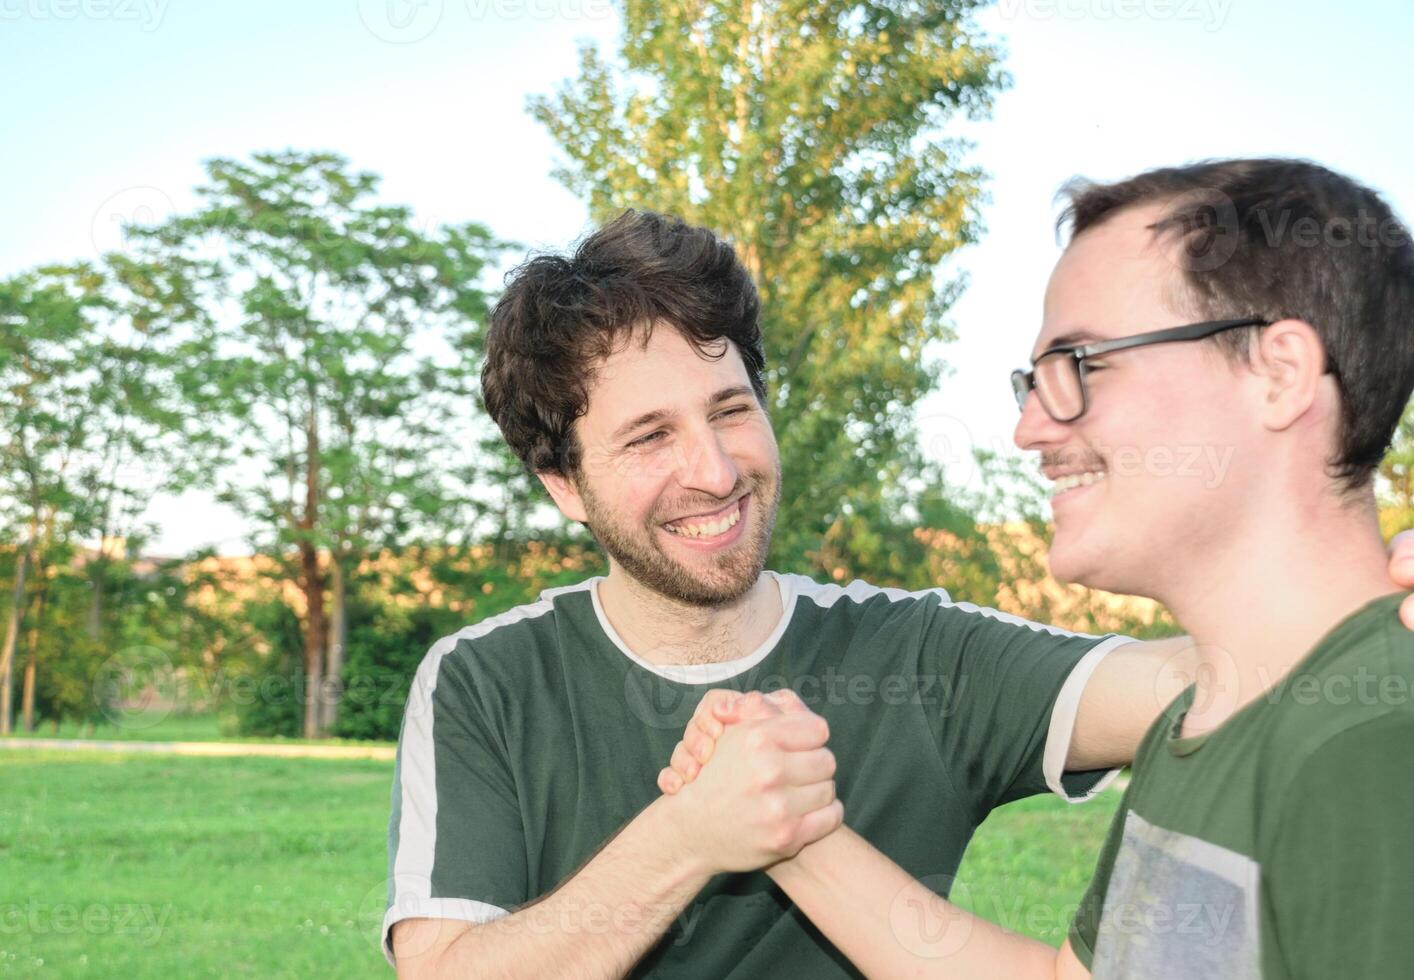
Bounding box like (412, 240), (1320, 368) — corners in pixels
(3, 0), (1410, 554)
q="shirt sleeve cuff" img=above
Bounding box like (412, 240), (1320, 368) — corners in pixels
(1043, 634), (1133, 803)
(382, 895), (510, 967)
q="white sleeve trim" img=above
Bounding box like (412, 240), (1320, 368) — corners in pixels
(382, 895), (510, 967)
(1043, 635), (1134, 804)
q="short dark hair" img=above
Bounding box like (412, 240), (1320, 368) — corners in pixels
(481, 209), (766, 477)
(1057, 158), (1414, 492)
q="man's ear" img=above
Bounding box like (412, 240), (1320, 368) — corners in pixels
(537, 470), (589, 524)
(1252, 318), (1329, 432)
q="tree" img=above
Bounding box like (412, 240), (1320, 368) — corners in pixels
(74, 253), (209, 646)
(531, 0), (1007, 579)
(0, 266), (102, 733)
(145, 150), (502, 737)
(1379, 401), (1414, 539)
(0, 257), (198, 732)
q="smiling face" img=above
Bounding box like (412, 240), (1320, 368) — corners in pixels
(1013, 203), (1269, 598)
(539, 323), (781, 607)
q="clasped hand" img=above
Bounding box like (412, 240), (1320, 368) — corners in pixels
(657, 689), (841, 874)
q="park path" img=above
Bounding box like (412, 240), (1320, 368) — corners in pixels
(0, 736), (395, 760)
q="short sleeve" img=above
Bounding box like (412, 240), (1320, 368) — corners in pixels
(383, 640), (528, 965)
(1265, 713), (1414, 979)
(927, 600), (1126, 819)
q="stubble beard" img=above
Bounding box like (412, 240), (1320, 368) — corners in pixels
(578, 469), (781, 608)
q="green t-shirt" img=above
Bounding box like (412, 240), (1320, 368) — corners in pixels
(1069, 592), (1414, 979)
(385, 572), (1124, 976)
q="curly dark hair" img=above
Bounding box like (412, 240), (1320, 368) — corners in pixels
(1058, 158), (1414, 491)
(480, 209), (766, 477)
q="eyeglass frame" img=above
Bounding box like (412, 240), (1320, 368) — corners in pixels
(1010, 317), (1274, 423)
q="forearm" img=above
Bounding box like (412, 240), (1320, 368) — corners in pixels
(767, 826), (1061, 980)
(409, 796), (710, 979)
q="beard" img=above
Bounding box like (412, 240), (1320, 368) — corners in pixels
(577, 467), (780, 608)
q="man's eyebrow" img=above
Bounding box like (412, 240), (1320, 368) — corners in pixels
(708, 384), (757, 405)
(611, 408), (673, 443)
(610, 386), (757, 443)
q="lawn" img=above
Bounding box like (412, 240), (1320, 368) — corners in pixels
(0, 750), (1119, 977)
(3, 711), (393, 750)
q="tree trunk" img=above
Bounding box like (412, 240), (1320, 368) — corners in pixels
(87, 555), (106, 640)
(300, 402), (326, 739)
(299, 541), (326, 740)
(319, 554), (347, 733)
(21, 575), (49, 734)
(0, 544), (31, 736)
(20, 656), (36, 733)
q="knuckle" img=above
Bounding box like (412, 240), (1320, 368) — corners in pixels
(756, 761), (784, 788)
(768, 824), (795, 853)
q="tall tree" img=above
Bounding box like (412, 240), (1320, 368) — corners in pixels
(531, 0), (1006, 579)
(74, 252), (209, 645)
(145, 151), (501, 737)
(0, 266), (103, 732)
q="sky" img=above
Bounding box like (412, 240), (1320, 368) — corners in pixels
(2, 0), (1411, 554)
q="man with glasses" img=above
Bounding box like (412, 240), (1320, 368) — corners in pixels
(664, 158), (1414, 978)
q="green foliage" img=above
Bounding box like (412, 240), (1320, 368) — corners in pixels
(231, 597), (307, 739)
(0, 256), (200, 732)
(142, 150), (505, 557)
(330, 543), (607, 742)
(1379, 400), (1414, 538)
(531, 0), (1008, 582)
(132, 149), (506, 736)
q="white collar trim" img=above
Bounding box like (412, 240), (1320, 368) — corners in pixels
(588, 571), (797, 684)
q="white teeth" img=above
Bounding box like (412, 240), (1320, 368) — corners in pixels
(1052, 470), (1107, 494)
(666, 502), (742, 538)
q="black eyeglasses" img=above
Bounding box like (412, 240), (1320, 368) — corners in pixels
(1010, 318), (1270, 423)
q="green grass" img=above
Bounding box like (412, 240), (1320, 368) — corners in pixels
(5, 711), (229, 743)
(953, 790), (1121, 947)
(3, 711), (393, 750)
(1, 750), (395, 978)
(0, 751), (1118, 977)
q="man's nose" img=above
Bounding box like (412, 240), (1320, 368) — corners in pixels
(676, 427), (739, 498)
(1012, 387), (1071, 452)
